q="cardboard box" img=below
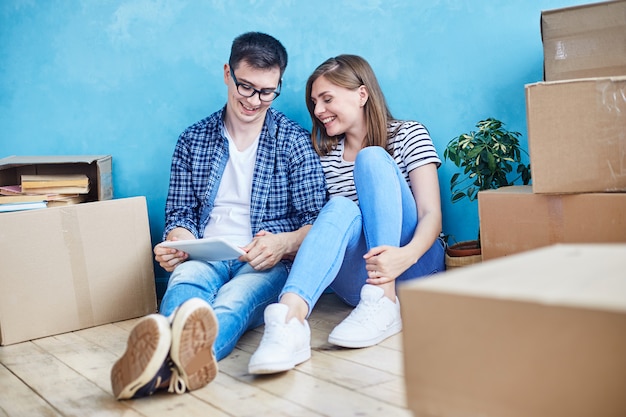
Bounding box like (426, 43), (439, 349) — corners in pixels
(526, 77), (626, 194)
(0, 197), (157, 345)
(541, 0), (626, 81)
(399, 244), (626, 417)
(478, 186), (626, 261)
(0, 155), (113, 201)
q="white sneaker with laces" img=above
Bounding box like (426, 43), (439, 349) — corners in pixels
(248, 303), (311, 375)
(328, 284), (402, 348)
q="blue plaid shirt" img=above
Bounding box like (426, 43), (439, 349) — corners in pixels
(163, 106), (327, 242)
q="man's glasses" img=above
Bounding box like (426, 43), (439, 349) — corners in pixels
(230, 68), (281, 102)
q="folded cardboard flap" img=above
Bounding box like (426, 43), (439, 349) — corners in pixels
(0, 197), (156, 345)
(410, 244), (626, 311)
(400, 244), (626, 417)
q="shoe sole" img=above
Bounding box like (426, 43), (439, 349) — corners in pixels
(328, 322), (402, 348)
(170, 298), (219, 392)
(111, 314), (171, 400)
(248, 346), (311, 375)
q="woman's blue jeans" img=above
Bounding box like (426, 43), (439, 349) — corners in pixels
(282, 146), (445, 315)
(159, 259), (288, 361)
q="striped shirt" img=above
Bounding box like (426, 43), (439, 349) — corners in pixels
(321, 121), (441, 203)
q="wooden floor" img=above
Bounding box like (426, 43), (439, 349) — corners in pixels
(0, 294), (413, 417)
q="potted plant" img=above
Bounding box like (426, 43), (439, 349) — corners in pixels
(443, 118), (531, 268)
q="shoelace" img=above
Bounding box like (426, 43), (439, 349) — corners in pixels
(261, 320), (290, 345)
(346, 299), (382, 324)
(168, 366), (187, 394)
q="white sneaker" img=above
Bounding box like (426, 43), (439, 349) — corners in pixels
(328, 284), (402, 348)
(248, 304), (311, 374)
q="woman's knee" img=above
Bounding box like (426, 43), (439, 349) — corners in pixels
(356, 146), (388, 165)
(354, 146), (395, 183)
(321, 196), (360, 219)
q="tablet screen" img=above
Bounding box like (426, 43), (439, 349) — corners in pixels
(161, 237), (245, 261)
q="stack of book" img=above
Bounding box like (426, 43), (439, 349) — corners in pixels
(0, 174), (90, 213)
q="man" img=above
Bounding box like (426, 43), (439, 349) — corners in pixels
(110, 32), (326, 400)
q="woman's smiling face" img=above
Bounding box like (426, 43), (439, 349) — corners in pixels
(310, 75), (366, 138)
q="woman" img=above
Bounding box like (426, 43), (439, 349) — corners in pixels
(248, 55), (445, 374)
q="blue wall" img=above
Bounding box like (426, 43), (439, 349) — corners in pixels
(1, 0), (597, 280)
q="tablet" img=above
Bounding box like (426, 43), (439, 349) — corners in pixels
(161, 237), (246, 261)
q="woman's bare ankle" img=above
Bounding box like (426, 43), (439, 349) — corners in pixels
(279, 293), (309, 323)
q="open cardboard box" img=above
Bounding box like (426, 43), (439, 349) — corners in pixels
(400, 244), (626, 417)
(0, 155), (113, 202)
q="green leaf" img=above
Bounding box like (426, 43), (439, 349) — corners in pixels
(451, 192), (466, 203)
(445, 117), (531, 207)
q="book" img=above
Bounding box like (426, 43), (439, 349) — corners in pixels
(0, 185), (23, 196)
(46, 194), (87, 207)
(0, 195), (47, 204)
(21, 174), (90, 194)
(0, 201), (48, 213)
(21, 174), (89, 188)
(0, 184), (89, 206)
(160, 237), (246, 261)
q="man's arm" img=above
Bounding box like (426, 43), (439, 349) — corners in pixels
(239, 225), (312, 270)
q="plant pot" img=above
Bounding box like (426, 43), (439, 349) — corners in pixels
(445, 240), (482, 269)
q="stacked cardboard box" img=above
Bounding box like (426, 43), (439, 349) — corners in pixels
(0, 156), (157, 345)
(401, 4), (626, 416)
(479, 0), (626, 261)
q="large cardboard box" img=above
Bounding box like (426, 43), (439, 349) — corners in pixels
(400, 244), (626, 417)
(478, 186), (626, 261)
(0, 197), (157, 345)
(526, 77), (626, 194)
(0, 155), (113, 201)
(541, 0), (626, 81)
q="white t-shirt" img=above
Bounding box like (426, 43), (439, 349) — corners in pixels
(321, 120), (441, 204)
(203, 128), (258, 246)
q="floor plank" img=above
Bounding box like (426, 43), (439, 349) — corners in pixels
(0, 294), (413, 417)
(1, 341), (140, 417)
(0, 363), (62, 417)
(219, 348), (412, 417)
(191, 371), (324, 417)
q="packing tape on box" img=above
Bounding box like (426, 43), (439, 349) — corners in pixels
(60, 207), (95, 327)
(547, 197), (565, 243)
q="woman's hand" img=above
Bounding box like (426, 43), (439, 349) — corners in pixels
(363, 245), (416, 285)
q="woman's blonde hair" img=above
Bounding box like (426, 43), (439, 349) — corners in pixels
(305, 54), (395, 156)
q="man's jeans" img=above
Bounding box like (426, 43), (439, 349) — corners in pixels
(160, 259), (288, 360)
(281, 146), (445, 316)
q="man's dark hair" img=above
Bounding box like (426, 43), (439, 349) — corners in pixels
(229, 32), (288, 78)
